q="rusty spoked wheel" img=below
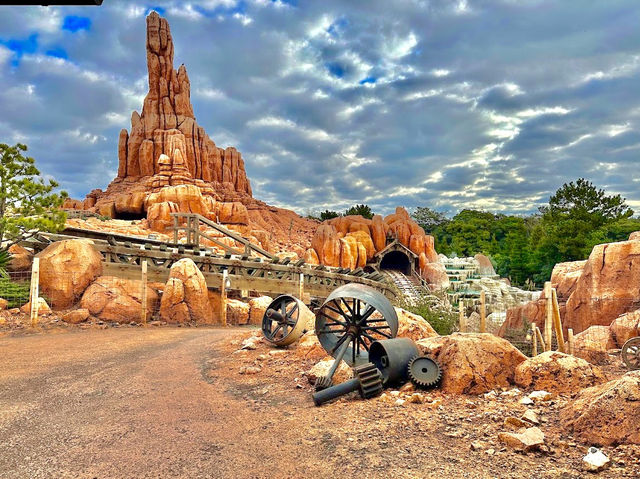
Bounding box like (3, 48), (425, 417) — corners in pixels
(315, 283), (398, 367)
(621, 337), (640, 370)
(262, 295), (313, 347)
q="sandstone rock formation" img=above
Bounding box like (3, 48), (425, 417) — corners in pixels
(514, 351), (606, 394)
(394, 307), (439, 341)
(159, 258), (213, 323)
(37, 239), (103, 310)
(80, 276), (158, 323)
(572, 325), (617, 364)
(7, 244), (32, 272)
(416, 333), (527, 394)
(610, 309), (640, 347)
(562, 371), (640, 445)
(20, 297), (52, 316)
(248, 296), (273, 325)
(62, 308), (90, 324)
(227, 299), (250, 325)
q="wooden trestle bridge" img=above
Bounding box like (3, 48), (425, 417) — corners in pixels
(27, 213), (396, 301)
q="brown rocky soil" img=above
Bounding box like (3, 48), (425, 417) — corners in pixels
(1, 324), (638, 478)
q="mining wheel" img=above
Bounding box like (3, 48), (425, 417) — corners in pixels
(621, 337), (640, 370)
(315, 283), (398, 367)
(262, 295), (313, 347)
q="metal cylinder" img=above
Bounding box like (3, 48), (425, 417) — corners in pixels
(312, 378), (360, 406)
(368, 337), (419, 386)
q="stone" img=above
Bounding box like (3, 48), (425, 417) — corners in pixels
(80, 276), (158, 323)
(218, 202), (249, 225)
(582, 448), (610, 472)
(159, 258), (212, 323)
(395, 307), (439, 341)
(248, 296), (273, 325)
(498, 427), (545, 451)
(421, 262), (450, 291)
(0, 298), (8, 310)
(146, 201), (179, 231)
(20, 297), (52, 316)
(528, 390), (553, 402)
(416, 333), (527, 394)
(294, 331), (326, 360)
(474, 254), (495, 276)
(7, 244), (32, 272)
(610, 309), (640, 347)
(37, 239), (103, 309)
(522, 409), (539, 425)
(561, 371), (640, 445)
(227, 299), (250, 325)
(370, 214), (387, 252)
(572, 325), (617, 364)
(515, 351), (607, 393)
(306, 359), (352, 385)
(62, 308), (90, 324)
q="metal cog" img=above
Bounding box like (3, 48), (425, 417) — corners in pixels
(354, 363), (383, 399)
(407, 355), (442, 388)
(314, 375), (333, 391)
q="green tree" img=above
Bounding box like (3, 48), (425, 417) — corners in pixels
(319, 209), (340, 221)
(344, 204), (373, 219)
(411, 207), (448, 233)
(0, 143), (67, 248)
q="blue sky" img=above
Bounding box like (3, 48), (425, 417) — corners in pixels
(0, 0), (639, 217)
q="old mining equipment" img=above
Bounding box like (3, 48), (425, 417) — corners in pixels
(313, 283), (399, 390)
(407, 355), (442, 389)
(312, 363), (383, 406)
(261, 295), (314, 347)
(621, 336), (640, 370)
(368, 338), (420, 387)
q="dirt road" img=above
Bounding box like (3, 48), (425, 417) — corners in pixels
(0, 327), (636, 479)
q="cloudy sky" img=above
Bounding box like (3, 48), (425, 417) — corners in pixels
(0, 0), (639, 217)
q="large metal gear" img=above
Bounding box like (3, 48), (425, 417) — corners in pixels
(315, 283), (399, 367)
(261, 295), (314, 347)
(407, 355), (442, 388)
(368, 337), (420, 387)
(621, 337), (640, 370)
(312, 362), (383, 406)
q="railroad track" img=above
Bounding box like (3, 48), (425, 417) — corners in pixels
(383, 270), (442, 307)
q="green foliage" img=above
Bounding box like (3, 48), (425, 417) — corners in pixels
(319, 210), (340, 221)
(412, 207), (448, 233)
(400, 298), (459, 335)
(0, 249), (9, 278)
(0, 143), (67, 247)
(0, 276), (30, 308)
(344, 204), (374, 219)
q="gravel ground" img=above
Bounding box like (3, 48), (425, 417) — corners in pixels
(0, 326), (638, 479)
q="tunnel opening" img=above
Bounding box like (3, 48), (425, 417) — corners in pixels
(113, 211), (147, 221)
(379, 250), (411, 275)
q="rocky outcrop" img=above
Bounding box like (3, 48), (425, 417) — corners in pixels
(227, 299), (250, 325)
(80, 276), (158, 323)
(159, 258), (213, 323)
(248, 296), (273, 325)
(561, 371), (640, 445)
(395, 307), (439, 341)
(610, 309), (640, 347)
(474, 254), (495, 276)
(572, 325), (617, 364)
(515, 351), (606, 393)
(8, 244), (32, 272)
(416, 333), (527, 394)
(37, 239), (103, 309)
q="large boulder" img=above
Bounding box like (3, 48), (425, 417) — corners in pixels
(395, 307), (439, 341)
(80, 276), (158, 323)
(421, 262), (450, 291)
(159, 258), (212, 323)
(227, 299), (250, 325)
(37, 239), (103, 309)
(474, 254), (495, 276)
(515, 351), (606, 394)
(572, 325), (617, 364)
(610, 309), (640, 347)
(248, 296), (273, 325)
(561, 371), (640, 445)
(417, 333), (527, 394)
(8, 244), (32, 272)
(565, 240), (640, 334)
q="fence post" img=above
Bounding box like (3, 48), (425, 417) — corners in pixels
(221, 269), (228, 326)
(567, 328), (575, 355)
(531, 322), (538, 356)
(479, 290), (486, 333)
(535, 325), (546, 353)
(544, 282), (553, 351)
(29, 257), (40, 328)
(141, 260), (148, 325)
(298, 273), (304, 300)
(459, 301), (467, 333)
(551, 288), (565, 352)
(173, 215), (179, 245)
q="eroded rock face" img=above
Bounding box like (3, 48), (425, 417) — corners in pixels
(572, 325), (617, 364)
(227, 299), (250, 325)
(515, 351), (606, 394)
(609, 309), (640, 348)
(37, 239), (103, 309)
(417, 333), (527, 394)
(395, 307), (439, 341)
(159, 258), (213, 323)
(8, 244), (32, 272)
(561, 371), (640, 445)
(80, 276), (158, 323)
(248, 296), (273, 325)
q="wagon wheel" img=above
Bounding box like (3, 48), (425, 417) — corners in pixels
(621, 337), (640, 370)
(262, 295), (312, 347)
(315, 283), (398, 367)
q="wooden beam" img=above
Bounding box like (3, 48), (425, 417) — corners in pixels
(531, 322), (538, 356)
(479, 290), (486, 333)
(567, 328), (575, 356)
(535, 325), (546, 353)
(141, 260), (148, 325)
(551, 288), (566, 353)
(29, 257), (40, 328)
(544, 282), (553, 351)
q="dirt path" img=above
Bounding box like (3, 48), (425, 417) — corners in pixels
(0, 327), (637, 478)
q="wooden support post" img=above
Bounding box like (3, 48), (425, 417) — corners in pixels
(141, 260), (148, 325)
(221, 269), (228, 327)
(551, 288), (566, 352)
(535, 325), (546, 353)
(567, 328), (575, 356)
(173, 215), (178, 245)
(29, 257), (40, 328)
(531, 322), (538, 357)
(544, 281), (553, 351)
(298, 273), (304, 300)
(479, 290), (486, 333)
(193, 217), (200, 248)
(459, 301), (467, 333)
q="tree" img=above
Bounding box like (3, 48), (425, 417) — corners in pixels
(411, 207), (448, 233)
(0, 143), (67, 248)
(344, 204), (373, 219)
(319, 209), (340, 221)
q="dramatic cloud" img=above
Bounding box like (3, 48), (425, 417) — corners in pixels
(0, 0), (639, 216)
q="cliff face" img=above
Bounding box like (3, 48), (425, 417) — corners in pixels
(117, 12), (251, 195)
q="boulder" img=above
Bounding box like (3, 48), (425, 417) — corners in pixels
(498, 427), (545, 452)
(421, 262), (450, 291)
(80, 276), (158, 323)
(146, 201), (179, 231)
(561, 371), (640, 445)
(159, 258), (212, 323)
(515, 351), (606, 393)
(20, 297), (52, 316)
(294, 331), (326, 360)
(370, 214), (387, 252)
(248, 296), (273, 325)
(0, 298), (8, 310)
(7, 244), (32, 272)
(346, 231), (375, 262)
(306, 358), (352, 385)
(227, 299), (250, 325)
(609, 309), (640, 347)
(474, 254), (495, 276)
(304, 248), (319, 265)
(37, 239), (103, 309)
(218, 202), (249, 225)
(417, 333), (527, 394)
(395, 307), (439, 341)
(572, 325), (617, 364)
(62, 308), (90, 324)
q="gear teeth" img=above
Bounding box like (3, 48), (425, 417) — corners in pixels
(408, 355), (442, 389)
(314, 375), (333, 391)
(354, 362), (383, 399)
